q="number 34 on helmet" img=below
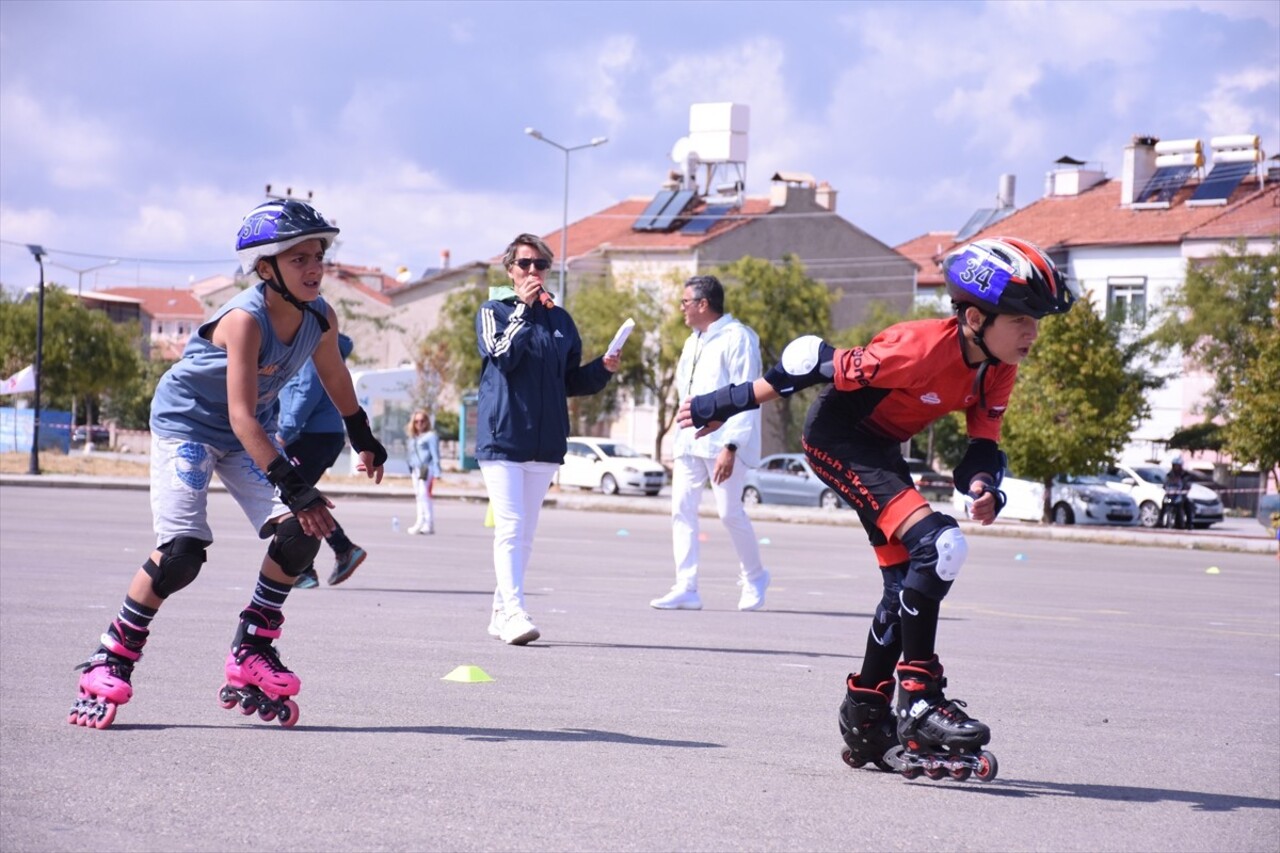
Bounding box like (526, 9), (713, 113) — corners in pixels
(943, 237), (1080, 319)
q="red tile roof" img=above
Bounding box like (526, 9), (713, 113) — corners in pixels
(94, 287), (204, 318)
(893, 231), (957, 288)
(966, 177), (1279, 249)
(497, 197), (776, 263)
(896, 177), (1279, 286)
(327, 263), (395, 304)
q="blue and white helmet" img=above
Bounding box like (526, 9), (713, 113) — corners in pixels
(235, 199), (339, 278)
(944, 237), (1078, 319)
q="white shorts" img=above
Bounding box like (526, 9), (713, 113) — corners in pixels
(149, 434), (288, 546)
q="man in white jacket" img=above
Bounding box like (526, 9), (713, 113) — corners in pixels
(652, 275), (770, 612)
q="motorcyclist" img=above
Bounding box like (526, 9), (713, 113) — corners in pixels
(1161, 456), (1195, 530)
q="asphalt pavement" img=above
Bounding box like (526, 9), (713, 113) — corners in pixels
(1, 480), (1277, 852)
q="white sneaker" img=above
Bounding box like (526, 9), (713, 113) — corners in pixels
(498, 610), (541, 645)
(738, 570), (771, 612)
(421, 523), (435, 535)
(407, 522), (422, 535)
(650, 588), (702, 610)
(487, 609), (503, 639)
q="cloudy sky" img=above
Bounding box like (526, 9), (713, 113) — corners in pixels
(1, 0), (1276, 294)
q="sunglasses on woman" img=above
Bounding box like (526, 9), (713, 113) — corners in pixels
(514, 258), (552, 271)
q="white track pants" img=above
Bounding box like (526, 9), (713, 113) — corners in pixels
(670, 454), (765, 592)
(479, 459), (558, 615)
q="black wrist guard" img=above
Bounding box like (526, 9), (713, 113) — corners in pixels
(690, 382), (758, 428)
(343, 406), (388, 467)
(266, 456), (326, 513)
(968, 473), (1008, 518)
(762, 335), (835, 397)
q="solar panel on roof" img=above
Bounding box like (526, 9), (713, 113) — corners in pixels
(631, 190), (678, 231)
(954, 207), (1017, 243)
(645, 189), (696, 232)
(679, 204), (735, 235)
(1186, 161), (1254, 207)
(1135, 165), (1197, 204)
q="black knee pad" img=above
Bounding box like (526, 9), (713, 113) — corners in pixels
(267, 516), (322, 577)
(901, 511), (967, 601)
(144, 536), (210, 599)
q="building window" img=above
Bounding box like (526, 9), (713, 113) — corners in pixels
(1106, 276), (1147, 325)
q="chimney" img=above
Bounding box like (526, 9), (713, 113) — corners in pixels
(816, 181), (838, 212)
(997, 174), (1016, 208)
(1122, 135), (1159, 205)
(769, 172), (818, 209)
(440, 249), (451, 270)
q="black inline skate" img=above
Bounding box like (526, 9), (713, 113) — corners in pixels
(884, 657), (998, 782)
(838, 673), (898, 772)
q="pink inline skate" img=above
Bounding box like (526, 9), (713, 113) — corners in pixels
(70, 620), (148, 729)
(218, 607), (301, 727)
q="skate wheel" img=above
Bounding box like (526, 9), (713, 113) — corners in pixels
(901, 765), (922, 780)
(925, 767), (946, 780)
(278, 699), (299, 728)
(67, 708), (79, 725)
(950, 766), (972, 782)
(95, 703), (117, 729)
(239, 700), (257, 715)
(873, 758), (895, 773)
(840, 748), (867, 769)
(217, 685), (237, 710)
(975, 750), (998, 782)
(257, 706), (278, 722)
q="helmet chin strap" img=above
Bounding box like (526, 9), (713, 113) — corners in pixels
(265, 258), (331, 332)
(961, 308), (1001, 409)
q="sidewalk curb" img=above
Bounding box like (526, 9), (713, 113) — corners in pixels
(2, 473), (1274, 556)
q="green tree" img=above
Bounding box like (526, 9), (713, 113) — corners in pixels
(103, 357), (175, 429)
(0, 286), (143, 428)
(1221, 303), (1280, 490)
(419, 276), (491, 396)
(1003, 293), (1157, 520)
(1150, 239), (1280, 488)
(562, 276), (640, 435)
(1150, 239), (1279, 420)
(566, 270), (689, 457)
(718, 254), (836, 449)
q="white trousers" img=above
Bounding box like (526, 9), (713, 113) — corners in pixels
(670, 453), (765, 592)
(412, 473), (435, 529)
(479, 459), (558, 615)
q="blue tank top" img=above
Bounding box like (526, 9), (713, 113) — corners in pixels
(150, 284), (329, 451)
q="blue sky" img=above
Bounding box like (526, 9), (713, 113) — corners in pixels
(1, 0), (1277, 294)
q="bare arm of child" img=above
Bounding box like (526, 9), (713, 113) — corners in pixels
(215, 309), (336, 538)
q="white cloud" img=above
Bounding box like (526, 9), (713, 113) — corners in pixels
(1201, 65), (1280, 138)
(649, 37), (822, 179)
(0, 86), (123, 190)
(576, 35), (639, 128)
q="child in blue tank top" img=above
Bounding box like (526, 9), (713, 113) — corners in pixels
(68, 200), (388, 730)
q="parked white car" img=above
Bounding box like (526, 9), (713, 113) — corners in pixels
(1099, 463), (1225, 529)
(951, 470), (1139, 526)
(557, 437), (666, 496)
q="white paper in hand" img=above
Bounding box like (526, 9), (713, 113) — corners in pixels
(606, 317), (636, 357)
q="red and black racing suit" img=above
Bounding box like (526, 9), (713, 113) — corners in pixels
(802, 316), (1015, 683)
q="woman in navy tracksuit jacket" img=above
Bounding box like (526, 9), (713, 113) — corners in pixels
(474, 233), (618, 645)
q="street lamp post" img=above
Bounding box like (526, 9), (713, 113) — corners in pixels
(47, 258), (119, 296)
(524, 128), (608, 307)
(25, 245), (46, 475)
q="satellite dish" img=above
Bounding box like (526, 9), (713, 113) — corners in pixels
(671, 136), (699, 166)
